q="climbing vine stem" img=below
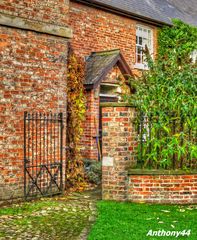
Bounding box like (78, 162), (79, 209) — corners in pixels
(66, 50), (87, 188)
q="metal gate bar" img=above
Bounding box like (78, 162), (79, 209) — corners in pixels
(24, 112), (63, 199)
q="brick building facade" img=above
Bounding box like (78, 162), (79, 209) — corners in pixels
(69, 1), (158, 161)
(0, 0), (196, 202)
(0, 0), (72, 201)
(69, 0), (197, 162)
(68, 0), (197, 203)
(69, 1), (158, 66)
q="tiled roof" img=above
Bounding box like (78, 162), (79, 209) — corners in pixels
(84, 49), (131, 89)
(75, 0), (197, 26)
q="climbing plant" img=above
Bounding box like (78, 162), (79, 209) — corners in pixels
(127, 19), (197, 170)
(66, 50), (87, 188)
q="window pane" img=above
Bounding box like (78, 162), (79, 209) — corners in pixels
(137, 54), (142, 63)
(143, 38), (148, 47)
(143, 54), (148, 63)
(137, 46), (142, 54)
(136, 25), (153, 66)
(139, 37), (142, 45)
(148, 39), (151, 48)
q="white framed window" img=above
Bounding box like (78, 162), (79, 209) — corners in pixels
(135, 25), (153, 70)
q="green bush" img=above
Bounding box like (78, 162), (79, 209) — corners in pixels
(84, 159), (102, 185)
(127, 20), (197, 170)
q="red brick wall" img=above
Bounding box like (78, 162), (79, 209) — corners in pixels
(102, 105), (137, 201)
(0, 1), (69, 201)
(128, 174), (197, 204)
(69, 1), (158, 161)
(80, 89), (100, 160)
(69, 1), (158, 68)
(0, 0), (69, 26)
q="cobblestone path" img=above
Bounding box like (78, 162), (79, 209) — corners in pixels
(0, 189), (100, 240)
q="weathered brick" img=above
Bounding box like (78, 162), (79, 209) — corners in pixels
(69, 2), (157, 68)
(102, 106), (137, 201)
(69, 1), (158, 161)
(128, 174), (197, 204)
(0, 0), (69, 201)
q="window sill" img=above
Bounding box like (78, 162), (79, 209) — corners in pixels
(134, 63), (149, 70)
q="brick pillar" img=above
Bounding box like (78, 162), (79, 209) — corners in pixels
(101, 104), (137, 201)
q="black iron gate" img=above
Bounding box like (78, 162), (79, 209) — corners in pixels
(24, 112), (64, 199)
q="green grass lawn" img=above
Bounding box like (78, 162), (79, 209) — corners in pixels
(88, 201), (197, 240)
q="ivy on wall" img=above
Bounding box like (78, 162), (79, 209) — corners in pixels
(127, 20), (197, 170)
(66, 50), (87, 188)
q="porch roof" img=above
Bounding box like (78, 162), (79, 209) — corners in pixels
(84, 49), (132, 90)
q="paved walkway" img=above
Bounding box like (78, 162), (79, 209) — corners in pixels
(0, 188), (101, 240)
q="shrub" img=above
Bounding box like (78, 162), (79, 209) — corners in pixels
(127, 20), (197, 170)
(84, 159), (102, 185)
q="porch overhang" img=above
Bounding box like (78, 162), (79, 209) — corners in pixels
(84, 49), (132, 90)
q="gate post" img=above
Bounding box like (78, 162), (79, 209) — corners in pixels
(101, 103), (137, 201)
(24, 111), (27, 199)
(59, 112), (63, 192)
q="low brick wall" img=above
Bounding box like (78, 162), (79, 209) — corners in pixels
(101, 103), (197, 204)
(128, 170), (197, 204)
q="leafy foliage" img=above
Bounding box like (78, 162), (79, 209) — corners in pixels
(128, 20), (197, 169)
(84, 159), (102, 185)
(66, 51), (87, 188)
